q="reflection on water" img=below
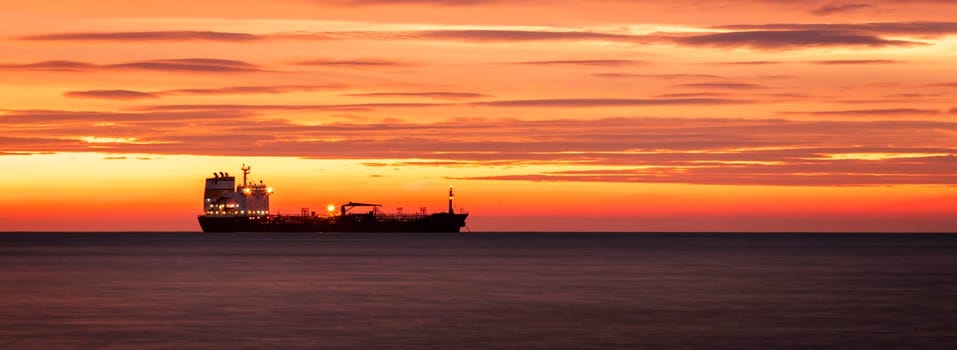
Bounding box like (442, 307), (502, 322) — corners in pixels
(1, 233), (955, 349)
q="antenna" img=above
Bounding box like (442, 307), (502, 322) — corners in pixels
(241, 164), (251, 186)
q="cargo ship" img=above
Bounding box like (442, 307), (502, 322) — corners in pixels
(197, 165), (468, 232)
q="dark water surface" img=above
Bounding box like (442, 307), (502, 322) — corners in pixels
(1, 233), (955, 349)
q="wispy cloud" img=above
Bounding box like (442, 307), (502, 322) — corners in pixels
(811, 3), (875, 16)
(883, 93), (942, 98)
(16, 31), (260, 41)
(0, 109), (258, 124)
(652, 92), (729, 98)
(712, 61), (780, 65)
(292, 58), (412, 67)
(675, 30), (921, 49)
(455, 163), (957, 186)
(0, 60), (96, 71)
(127, 96), (749, 112)
(0, 58), (265, 73)
(134, 102), (445, 112)
(782, 108), (942, 116)
(716, 22), (957, 37)
(17, 24), (943, 51)
(343, 91), (488, 100)
(4, 112), (956, 186)
(674, 83), (766, 90)
(64, 90), (159, 100)
(472, 98), (749, 107)
(64, 85), (338, 100)
(713, 59), (901, 65)
(162, 85), (339, 95)
(410, 29), (643, 43)
(510, 59), (645, 66)
(336, 28), (922, 50)
(810, 59), (900, 65)
(593, 73), (725, 79)
(344, 0), (499, 5)
(107, 58), (263, 72)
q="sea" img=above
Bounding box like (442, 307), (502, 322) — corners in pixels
(1, 232), (954, 349)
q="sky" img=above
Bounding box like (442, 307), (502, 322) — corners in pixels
(1, 0), (956, 231)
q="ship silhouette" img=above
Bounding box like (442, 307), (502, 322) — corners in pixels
(197, 165), (468, 232)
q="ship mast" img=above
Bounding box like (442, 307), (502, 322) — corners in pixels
(448, 185), (454, 214)
(241, 164), (251, 186)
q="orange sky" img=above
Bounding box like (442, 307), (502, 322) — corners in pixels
(1, 0), (956, 231)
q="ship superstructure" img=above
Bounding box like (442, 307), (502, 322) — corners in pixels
(203, 165), (272, 217)
(197, 165), (468, 232)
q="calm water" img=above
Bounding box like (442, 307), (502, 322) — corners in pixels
(1, 233), (955, 349)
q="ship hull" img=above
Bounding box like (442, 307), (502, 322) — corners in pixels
(198, 213), (468, 233)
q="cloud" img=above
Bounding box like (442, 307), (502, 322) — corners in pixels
(810, 59), (900, 65)
(411, 29), (643, 43)
(106, 58), (263, 72)
(345, 0), (497, 4)
(293, 58), (411, 67)
(21, 26), (927, 52)
(13, 28), (642, 45)
(0, 151), (56, 156)
(782, 108), (941, 116)
(0, 58), (265, 73)
(0, 136), (90, 153)
(403, 28), (918, 49)
(343, 91), (488, 100)
(674, 83), (766, 90)
(717, 22), (957, 37)
(13, 30), (343, 42)
(364, 160), (519, 167)
(652, 92), (729, 98)
(64, 90), (159, 100)
(135, 102), (445, 112)
(17, 31), (260, 41)
(675, 30), (921, 49)
(883, 93), (942, 98)
(510, 59), (645, 66)
(64, 85), (338, 100)
(455, 165), (957, 186)
(162, 85), (339, 95)
(0, 60), (96, 71)
(593, 73), (725, 79)
(473, 98), (749, 107)
(0, 109), (258, 124)
(5, 113), (957, 186)
(130, 97), (749, 112)
(811, 3), (874, 16)
(713, 59), (901, 65)
(713, 61), (780, 65)
(18, 22), (951, 52)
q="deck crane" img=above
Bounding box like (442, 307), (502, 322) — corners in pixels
(340, 202), (382, 216)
